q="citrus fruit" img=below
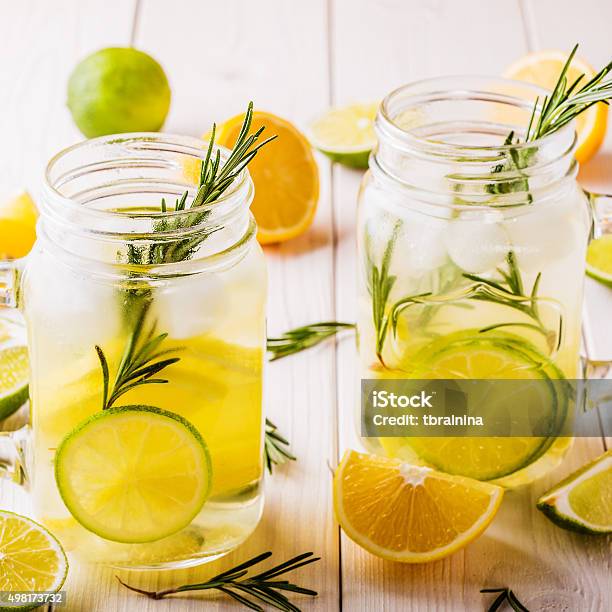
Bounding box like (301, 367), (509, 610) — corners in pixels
(214, 111), (319, 244)
(308, 102), (378, 169)
(504, 50), (608, 164)
(0, 191), (38, 259)
(537, 449), (611, 535)
(0, 510), (68, 602)
(55, 405), (211, 543)
(0, 346), (29, 420)
(334, 450), (503, 562)
(381, 331), (567, 481)
(586, 234), (612, 287)
(67, 47), (171, 138)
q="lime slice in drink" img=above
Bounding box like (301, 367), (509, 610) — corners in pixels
(0, 510), (68, 603)
(537, 450), (611, 535)
(308, 102), (379, 168)
(0, 346), (29, 420)
(381, 331), (567, 481)
(586, 235), (612, 288)
(55, 406), (212, 544)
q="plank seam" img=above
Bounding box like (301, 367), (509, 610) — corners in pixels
(517, 0), (539, 51)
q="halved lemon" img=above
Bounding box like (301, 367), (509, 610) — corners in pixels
(504, 50), (608, 164)
(55, 405), (212, 543)
(308, 102), (379, 169)
(214, 111), (319, 244)
(0, 510), (68, 599)
(334, 450), (503, 562)
(0, 190), (38, 259)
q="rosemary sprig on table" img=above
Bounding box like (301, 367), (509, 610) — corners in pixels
(366, 222), (401, 367)
(264, 419), (296, 472)
(118, 550), (320, 611)
(481, 587), (530, 612)
(95, 302), (180, 411)
(267, 322), (355, 361)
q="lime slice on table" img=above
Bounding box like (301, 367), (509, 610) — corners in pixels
(308, 102), (378, 169)
(379, 331), (569, 481)
(0, 346), (29, 420)
(0, 510), (68, 604)
(55, 406), (212, 544)
(586, 235), (612, 288)
(537, 449), (611, 535)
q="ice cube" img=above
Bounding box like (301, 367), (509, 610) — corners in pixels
(445, 211), (510, 273)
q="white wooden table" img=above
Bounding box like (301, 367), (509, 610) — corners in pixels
(1, 1), (610, 610)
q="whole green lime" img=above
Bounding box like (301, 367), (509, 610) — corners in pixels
(67, 47), (171, 138)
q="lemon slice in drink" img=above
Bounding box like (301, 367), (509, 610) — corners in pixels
(586, 234), (612, 288)
(382, 331), (567, 481)
(55, 406), (212, 544)
(309, 102), (379, 169)
(0, 510), (68, 600)
(537, 450), (611, 535)
(334, 450), (503, 563)
(0, 346), (29, 420)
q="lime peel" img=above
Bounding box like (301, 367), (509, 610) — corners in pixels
(55, 405), (211, 544)
(537, 449), (612, 535)
(0, 510), (68, 603)
(586, 235), (612, 288)
(0, 346), (29, 420)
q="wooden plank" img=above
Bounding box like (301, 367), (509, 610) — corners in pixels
(111, 1), (340, 611)
(0, 2), (137, 611)
(332, 1), (610, 610)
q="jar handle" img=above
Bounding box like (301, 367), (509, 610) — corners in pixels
(587, 191), (612, 240)
(0, 427), (28, 486)
(582, 191), (612, 386)
(0, 258), (24, 308)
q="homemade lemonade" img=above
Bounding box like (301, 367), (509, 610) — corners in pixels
(19, 131), (268, 568)
(358, 78), (591, 487)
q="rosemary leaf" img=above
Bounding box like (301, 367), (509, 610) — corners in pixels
(264, 418), (296, 474)
(267, 322), (355, 361)
(117, 551), (320, 611)
(481, 587), (531, 612)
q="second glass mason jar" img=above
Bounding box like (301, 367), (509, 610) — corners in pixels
(21, 134), (266, 568)
(358, 77), (592, 487)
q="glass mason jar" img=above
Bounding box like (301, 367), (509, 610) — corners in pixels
(1, 134), (267, 568)
(358, 77), (610, 487)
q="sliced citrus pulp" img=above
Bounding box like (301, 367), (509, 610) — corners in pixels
(334, 450), (503, 562)
(214, 110), (319, 244)
(504, 50), (608, 164)
(308, 102), (378, 169)
(0, 510), (68, 598)
(537, 449), (611, 535)
(380, 331), (568, 481)
(586, 234), (612, 287)
(0, 345), (29, 420)
(0, 191), (38, 259)
(55, 405), (211, 543)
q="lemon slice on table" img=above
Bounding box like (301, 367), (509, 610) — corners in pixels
(0, 510), (68, 601)
(586, 234), (612, 287)
(504, 50), (608, 164)
(309, 102), (379, 169)
(334, 450), (503, 563)
(537, 450), (612, 535)
(0, 190), (38, 259)
(55, 406), (212, 544)
(0, 346), (29, 420)
(380, 331), (568, 481)
(214, 110), (319, 245)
